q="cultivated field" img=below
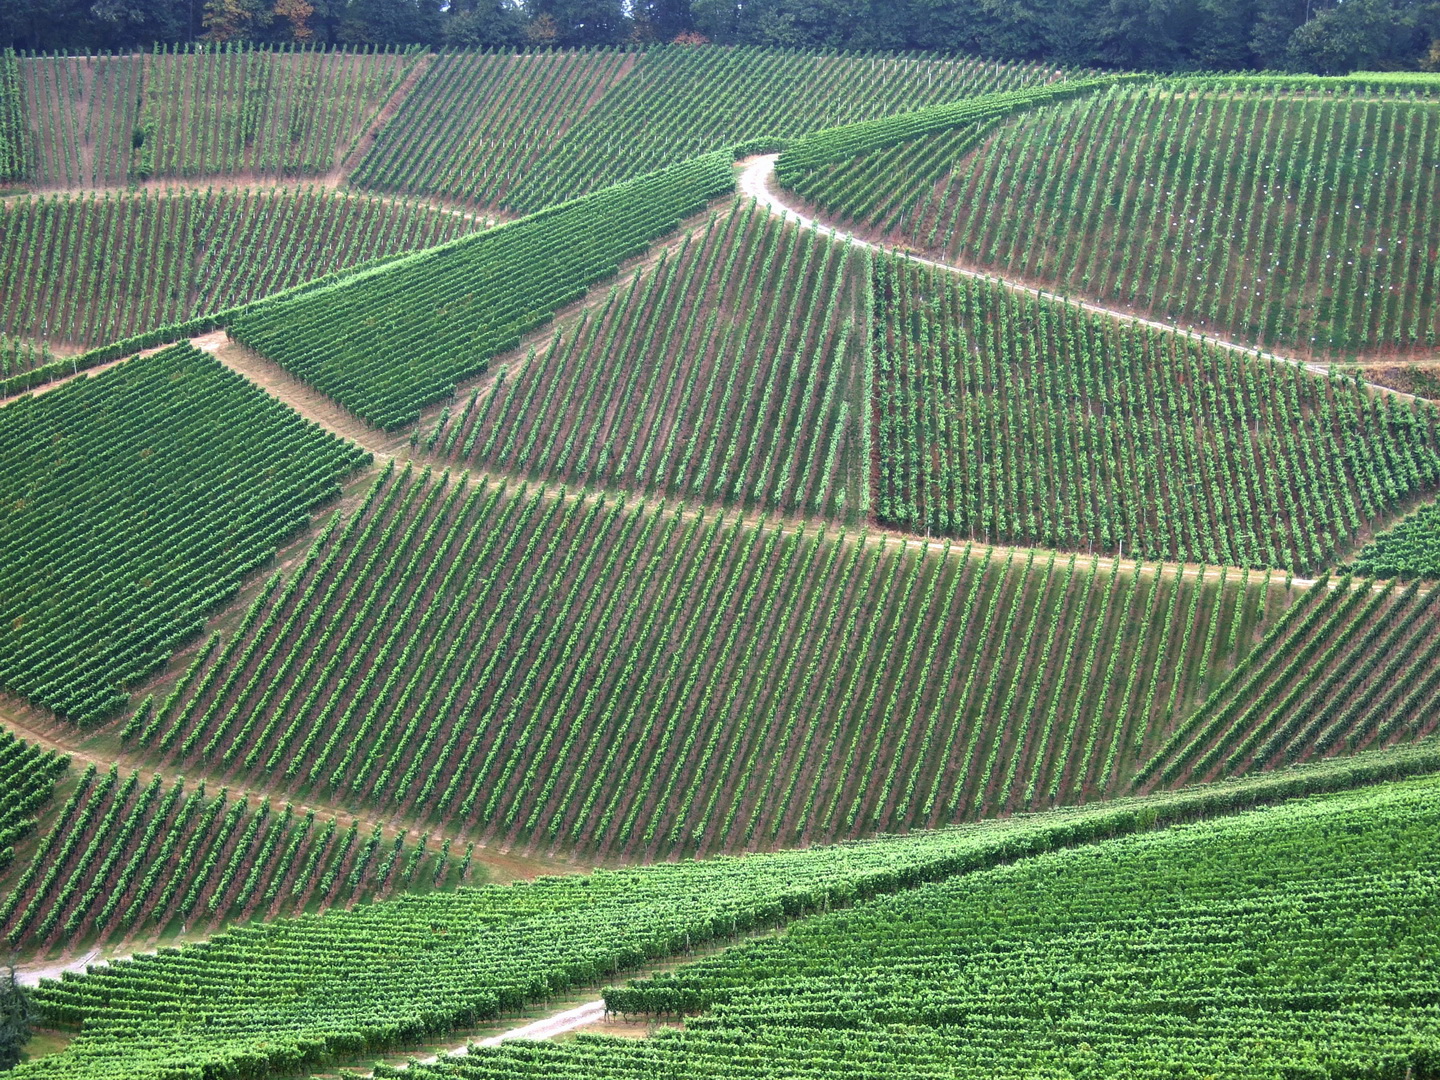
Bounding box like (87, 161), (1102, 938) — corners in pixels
(1, 47), (1438, 1080)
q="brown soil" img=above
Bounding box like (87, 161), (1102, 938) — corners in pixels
(334, 52), (436, 179)
(1358, 362), (1440, 400)
(199, 333), (409, 458)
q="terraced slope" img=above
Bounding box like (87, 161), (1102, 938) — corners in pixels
(26, 757), (1439, 1080)
(15, 46), (419, 188)
(422, 772), (1440, 1080)
(351, 49), (637, 209)
(1141, 572), (1440, 787)
(0, 343), (367, 723)
(433, 201), (868, 521)
(503, 46), (1058, 212)
(0, 188), (484, 351)
(0, 727), (67, 873)
(230, 153), (735, 429)
(871, 256), (1440, 572)
(1352, 498), (1440, 577)
(130, 464), (1281, 858)
(786, 81), (1440, 360)
(0, 763), (460, 953)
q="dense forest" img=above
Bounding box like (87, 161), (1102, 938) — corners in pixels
(0, 0), (1437, 73)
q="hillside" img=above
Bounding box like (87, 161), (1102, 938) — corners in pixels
(2, 54), (1440, 1080)
(782, 79), (1440, 362)
(1140, 572), (1440, 787)
(17, 749), (1440, 1080)
(228, 153), (735, 428)
(871, 255), (1440, 570)
(442, 773), (1440, 1080)
(12, 45), (419, 187)
(434, 202), (868, 520)
(0, 187), (484, 351)
(0, 755), (463, 954)
(0, 343), (366, 721)
(121, 463), (1283, 858)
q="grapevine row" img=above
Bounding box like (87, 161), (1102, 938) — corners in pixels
(0, 343), (367, 722)
(132, 466), (1276, 858)
(229, 152), (737, 429)
(871, 255), (1440, 571)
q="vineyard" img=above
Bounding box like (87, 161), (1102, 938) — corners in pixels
(871, 256), (1440, 571)
(0, 343), (366, 722)
(784, 80), (1440, 360)
(433, 203), (867, 520)
(0, 761), (462, 953)
(13, 45), (418, 188)
(1139, 572), (1440, 786)
(0, 187), (484, 351)
(0, 728), (66, 874)
(423, 774), (1440, 1080)
(3, 46), (1440, 1080)
(230, 152), (736, 428)
(17, 750), (1440, 1080)
(1352, 497), (1440, 577)
(499, 47), (1061, 213)
(350, 49), (637, 210)
(128, 464), (1286, 858)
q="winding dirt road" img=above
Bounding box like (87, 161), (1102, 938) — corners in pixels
(736, 154), (1419, 403)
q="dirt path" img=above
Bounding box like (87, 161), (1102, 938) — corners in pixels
(203, 327), (1275, 592)
(15, 948), (103, 988)
(473, 1000), (608, 1047)
(335, 53), (436, 179)
(737, 155), (1420, 404)
(0, 690), (568, 904)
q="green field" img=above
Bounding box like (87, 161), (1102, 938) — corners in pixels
(1, 52), (1438, 1080)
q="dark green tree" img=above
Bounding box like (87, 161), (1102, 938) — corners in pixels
(0, 965), (35, 1071)
(525, 0), (626, 44)
(1286, 0), (1392, 71)
(631, 0), (691, 40)
(443, 0), (526, 45)
(338, 0), (442, 44)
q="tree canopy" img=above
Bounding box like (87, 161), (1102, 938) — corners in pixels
(1, 0), (1438, 79)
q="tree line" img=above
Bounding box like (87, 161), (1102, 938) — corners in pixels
(1, 0), (1439, 91)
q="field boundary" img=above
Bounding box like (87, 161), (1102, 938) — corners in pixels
(741, 154), (1421, 403)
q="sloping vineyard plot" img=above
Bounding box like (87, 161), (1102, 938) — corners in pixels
(433, 202), (867, 521)
(0, 727), (67, 874)
(229, 152), (735, 429)
(1352, 497), (1440, 577)
(351, 49), (636, 210)
(0, 49), (24, 182)
(14, 52), (140, 188)
(1141, 573), (1440, 787)
(0, 335), (55, 379)
(24, 759), (1434, 1080)
(872, 257), (1440, 572)
(422, 773), (1440, 1080)
(795, 81), (1440, 361)
(132, 465), (1278, 859)
(0, 188), (483, 351)
(15, 45), (417, 188)
(0, 343), (367, 723)
(0, 762), (461, 955)
(503, 47), (1057, 213)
